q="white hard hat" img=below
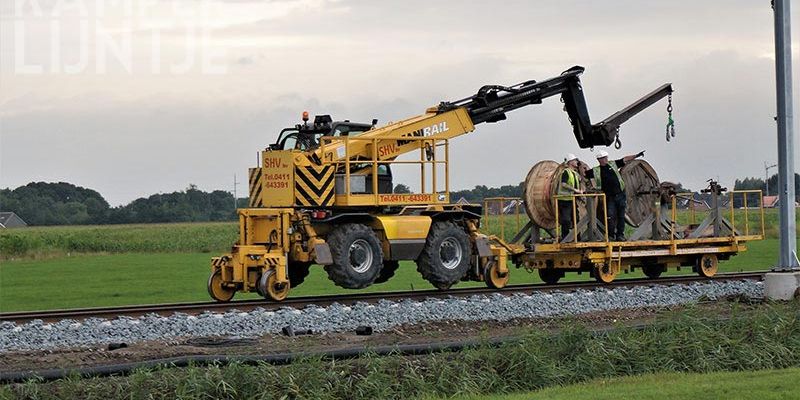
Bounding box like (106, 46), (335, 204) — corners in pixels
(596, 150), (609, 159)
(565, 153), (577, 162)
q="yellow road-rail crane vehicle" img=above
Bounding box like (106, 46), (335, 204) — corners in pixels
(208, 66), (674, 301)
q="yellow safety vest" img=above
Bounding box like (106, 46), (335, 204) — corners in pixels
(592, 163), (625, 191)
(558, 168), (580, 196)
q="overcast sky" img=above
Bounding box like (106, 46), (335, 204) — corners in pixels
(1, 0), (799, 206)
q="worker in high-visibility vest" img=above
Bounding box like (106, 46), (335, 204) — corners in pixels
(584, 150), (645, 241)
(557, 153), (583, 240)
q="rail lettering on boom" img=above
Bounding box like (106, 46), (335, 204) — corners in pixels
(396, 121), (450, 147)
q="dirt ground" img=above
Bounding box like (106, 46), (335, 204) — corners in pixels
(0, 300), (753, 374)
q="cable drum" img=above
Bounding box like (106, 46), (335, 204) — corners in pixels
(522, 161), (586, 229)
(620, 160), (660, 227)
(523, 159), (659, 230)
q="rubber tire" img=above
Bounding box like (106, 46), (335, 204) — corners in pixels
(288, 262), (312, 288)
(416, 221), (473, 290)
(324, 223), (384, 289)
(642, 264), (664, 279)
(538, 269), (564, 285)
(374, 260), (400, 284)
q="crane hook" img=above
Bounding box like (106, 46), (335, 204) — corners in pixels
(665, 93), (675, 142)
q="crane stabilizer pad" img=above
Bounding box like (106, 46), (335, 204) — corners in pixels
(314, 243), (334, 265)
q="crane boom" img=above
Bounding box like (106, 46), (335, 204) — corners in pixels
(315, 66), (671, 164)
(592, 83), (674, 145)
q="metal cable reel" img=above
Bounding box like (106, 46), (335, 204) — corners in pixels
(620, 160), (660, 227)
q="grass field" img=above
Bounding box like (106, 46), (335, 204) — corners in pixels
(451, 368), (800, 400)
(0, 209), (792, 311)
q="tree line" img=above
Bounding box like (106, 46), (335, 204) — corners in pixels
(2, 175), (792, 226)
(0, 182), (242, 226)
(732, 173), (800, 208)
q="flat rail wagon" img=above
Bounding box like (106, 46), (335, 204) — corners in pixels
(484, 184), (765, 284)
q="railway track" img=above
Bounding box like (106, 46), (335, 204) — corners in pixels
(0, 272), (764, 324)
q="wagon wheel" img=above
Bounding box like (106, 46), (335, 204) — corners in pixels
(696, 254), (718, 278)
(207, 269), (235, 302)
(258, 270), (291, 301)
(594, 262), (617, 284)
(484, 259), (509, 289)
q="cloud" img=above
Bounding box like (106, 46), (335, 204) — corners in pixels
(1, 0), (799, 205)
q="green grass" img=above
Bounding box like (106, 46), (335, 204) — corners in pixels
(0, 209), (789, 311)
(3, 303), (799, 399)
(0, 238), (780, 312)
(451, 368), (800, 400)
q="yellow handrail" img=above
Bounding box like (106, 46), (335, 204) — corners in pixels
(319, 135), (451, 206)
(553, 193), (608, 244)
(483, 196), (524, 241)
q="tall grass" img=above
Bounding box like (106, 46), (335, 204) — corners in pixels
(0, 223), (238, 258)
(2, 301), (798, 399)
(0, 208), (791, 259)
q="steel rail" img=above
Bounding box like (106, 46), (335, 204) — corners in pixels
(0, 272), (764, 324)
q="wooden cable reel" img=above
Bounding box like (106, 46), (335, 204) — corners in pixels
(523, 159), (660, 230)
(523, 160), (586, 229)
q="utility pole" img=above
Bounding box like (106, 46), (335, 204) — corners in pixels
(766, 0), (800, 300)
(233, 174), (239, 211)
(765, 161), (777, 196)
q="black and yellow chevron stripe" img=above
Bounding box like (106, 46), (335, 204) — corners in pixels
(211, 257), (227, 268)
(294, 165), (334, 207)
(265, 258), (281, 267)
(248, 168), (264, 207)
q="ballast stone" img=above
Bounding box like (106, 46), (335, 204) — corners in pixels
(0, 280), (764, 352)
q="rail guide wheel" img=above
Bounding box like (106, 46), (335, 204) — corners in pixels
(207, 269), (235, 302)
(484, 259), (509, 289)
(594, 262), (618, 284)
(696, 254), (719, 278)
(259, 269), (291, 301)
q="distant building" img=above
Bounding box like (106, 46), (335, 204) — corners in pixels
(760, 195), (799, 208)
(0, 212), (27, 228)
(455, 197), (474, 205)
(763, 196), (779, 208)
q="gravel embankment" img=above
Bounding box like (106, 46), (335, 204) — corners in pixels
(0, 280), (763, 352)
